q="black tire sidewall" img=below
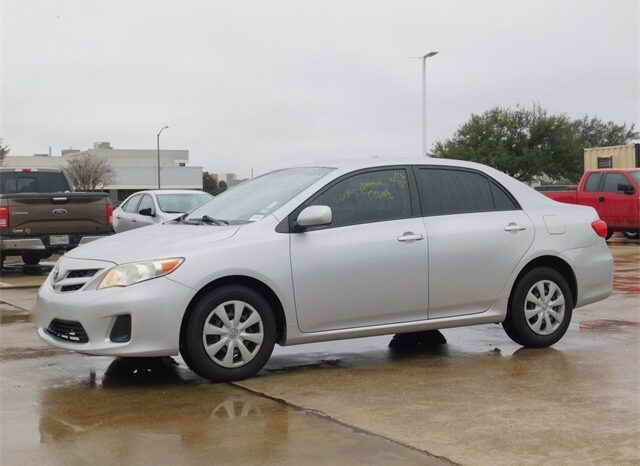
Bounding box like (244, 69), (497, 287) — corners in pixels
(185, 285), (277, 382)
(504, 267), (573, 348)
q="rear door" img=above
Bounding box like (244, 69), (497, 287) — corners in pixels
(413, 166), (534, 319)
(577, 171), (604, 214)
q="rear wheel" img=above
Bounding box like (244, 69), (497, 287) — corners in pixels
(605, 231), (614, 240)
(623, 231), (639, 240)
(503, 267), (573, 348)
(21, 253), (52, 266)
(184, 285), (276, 382)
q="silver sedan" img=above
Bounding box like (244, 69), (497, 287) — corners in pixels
(113, 190), (213, 233)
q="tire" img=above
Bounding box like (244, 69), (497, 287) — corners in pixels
(605, 231), (614, 240)
(623, 231), (639, 240)
(502, 267), (573, 348)
(22, 254), (42, 266)
(184, 285), (277, 382)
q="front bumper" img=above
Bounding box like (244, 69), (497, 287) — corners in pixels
(32, 274), (196, 357)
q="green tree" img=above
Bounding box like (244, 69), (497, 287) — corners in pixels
(433, 105), (638, 183)
(202, 171), (218, 195)
(0, 139), (9, 165)
(572, 116), (638, 149)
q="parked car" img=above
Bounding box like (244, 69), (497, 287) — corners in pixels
(33, 158), (613, 382)
(542, 169), (640, 239)
(113, 190), (213, 233)
(0, 168), (113, 266)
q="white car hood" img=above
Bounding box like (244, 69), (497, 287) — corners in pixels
(67, 224), (240, 264)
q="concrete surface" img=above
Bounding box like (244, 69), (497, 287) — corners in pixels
(1, 240), (638, 465)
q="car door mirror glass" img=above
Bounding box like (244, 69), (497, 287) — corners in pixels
(296, 205), (332, 228)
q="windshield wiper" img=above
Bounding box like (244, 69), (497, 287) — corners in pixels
(187, 215), (229, 226)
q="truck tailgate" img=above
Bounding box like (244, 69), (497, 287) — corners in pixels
(7, 194), (109, 235)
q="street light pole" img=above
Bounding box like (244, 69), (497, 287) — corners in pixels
(156, 125), (169, 189)
(413, 51), (438, 157)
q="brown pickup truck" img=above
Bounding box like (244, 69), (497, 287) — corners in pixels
(0, 168), (113, 266)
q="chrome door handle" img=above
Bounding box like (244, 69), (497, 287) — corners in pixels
(397, 232), (424, 242)
(504, 223), (527, 232)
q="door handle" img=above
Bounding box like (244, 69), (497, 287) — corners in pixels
(397, 232), (424, 242)
(504, 223), (527, 232)
(115, 216), (121, 219)
(598, 196), (605, 202)
(131, 219), (137, 223)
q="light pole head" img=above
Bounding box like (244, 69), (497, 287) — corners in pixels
(423, 51), (439, 59)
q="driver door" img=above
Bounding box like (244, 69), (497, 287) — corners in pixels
(290, 168), (429, 333)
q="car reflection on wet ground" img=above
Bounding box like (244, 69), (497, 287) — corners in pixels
(0, 239), (638, 466)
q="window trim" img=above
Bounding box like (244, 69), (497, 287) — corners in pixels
(277, 166), (420, 233)
(411, 165), (521, 217)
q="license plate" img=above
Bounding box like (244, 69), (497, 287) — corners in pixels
(50, 235), (69, 246)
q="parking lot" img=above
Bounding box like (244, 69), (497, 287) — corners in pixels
(1, 239), (638, 466)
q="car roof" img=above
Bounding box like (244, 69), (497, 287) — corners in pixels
(292, 156), (496, 172)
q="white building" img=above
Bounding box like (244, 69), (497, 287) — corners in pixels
(4, 142), (203, 201)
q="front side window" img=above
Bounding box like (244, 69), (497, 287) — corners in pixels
(308, 169), (412, 228)
(603, 173), (633, 194)
(584, 173), (603, 192)
(415, 168), (500, 216)
(137, 194), (155, 214)
(123, 195), (141, 213)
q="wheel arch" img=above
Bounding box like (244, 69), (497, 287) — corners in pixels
(179, 275), (288, 352)
(510, 255), (578, 308)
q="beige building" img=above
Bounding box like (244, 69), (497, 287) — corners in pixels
(584, 143), (640, 171)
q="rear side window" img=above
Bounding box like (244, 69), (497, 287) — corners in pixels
(309, 169), (412, 228)
(415, 168), (517, 216)
(122, 195), (142, 213)
(603, 173), (632, 194)
(584, 173), (603, 192)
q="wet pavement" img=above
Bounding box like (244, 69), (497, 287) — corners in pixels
(1, 240), (638, 465)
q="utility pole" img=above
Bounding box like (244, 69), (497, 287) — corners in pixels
(156, 125), (169, 189)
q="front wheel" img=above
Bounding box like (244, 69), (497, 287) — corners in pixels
(623, 231), (639, 240)
(183, 285), (277, 382)
(503, 267), (573, 348)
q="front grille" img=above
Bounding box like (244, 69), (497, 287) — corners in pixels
(61, 284), (84, 292)
(51, 267), (104, 293)
(66, 269), (99, 279)
(46, 319), (89, 343)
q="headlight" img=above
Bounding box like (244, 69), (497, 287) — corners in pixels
(98, 258), (184, 289)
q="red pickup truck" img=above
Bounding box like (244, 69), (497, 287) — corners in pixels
(543, 168), (640, 239)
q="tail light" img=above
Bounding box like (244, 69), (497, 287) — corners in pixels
(0, 207), (8, 228)
(106, 204), (113, 226)
(591, 220), (608, 238)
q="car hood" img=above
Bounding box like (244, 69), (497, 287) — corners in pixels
(67, 224), (240, 264)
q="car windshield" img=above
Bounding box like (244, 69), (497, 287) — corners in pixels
(157, 193), (213, 213)
(629, 171), (640, 186)
(186, 167), (334, 223)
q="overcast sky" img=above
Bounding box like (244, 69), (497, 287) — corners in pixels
(1, 0), (638, 177)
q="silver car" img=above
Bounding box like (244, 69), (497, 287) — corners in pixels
(113, 190), (213, 233)
(34, 158), (613, 382)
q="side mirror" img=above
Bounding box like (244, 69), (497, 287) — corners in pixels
(139, 207), (156, 217)
(618, 183), (635, 195)
(296, 205), (332, 229)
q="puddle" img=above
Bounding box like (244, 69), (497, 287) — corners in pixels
(579, 319), (640, 332)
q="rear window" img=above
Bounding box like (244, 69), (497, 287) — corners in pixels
(0, 171), (70, 194)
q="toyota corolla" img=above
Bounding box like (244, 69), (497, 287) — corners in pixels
(32, 158), (613, 382)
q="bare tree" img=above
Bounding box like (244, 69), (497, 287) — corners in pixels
(64, 154), (115, 191)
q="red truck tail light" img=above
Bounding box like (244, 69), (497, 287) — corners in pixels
(591, 220), (608, 238)
(0, 207), (9, 228)
(106, 204), (113, 226)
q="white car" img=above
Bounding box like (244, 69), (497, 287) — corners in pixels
(113, 190), (213, 233)
(33, 158), (613, 382)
